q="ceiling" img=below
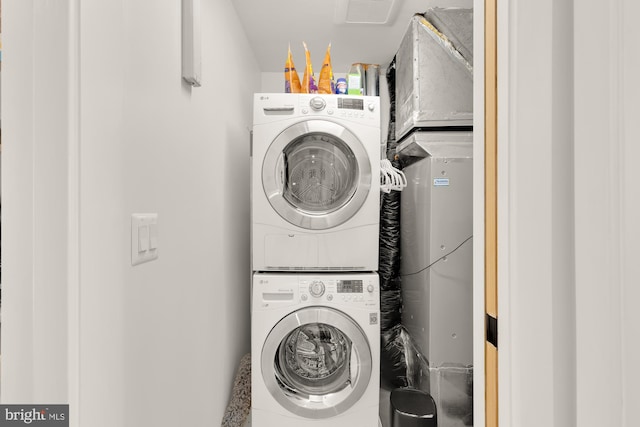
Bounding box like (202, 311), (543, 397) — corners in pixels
(232, 0), (473, 75)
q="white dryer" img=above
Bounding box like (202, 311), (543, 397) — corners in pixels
(251, 272), (380, 427)
(252, 93), (380, 271)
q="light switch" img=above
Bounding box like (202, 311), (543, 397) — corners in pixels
(131, 213), (159, 266)
(149, 223), (159, 250)
(138, 225), (150, 252)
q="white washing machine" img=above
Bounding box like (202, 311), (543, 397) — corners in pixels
(251, 272), (380, 427)
(252, 93), (380, 271)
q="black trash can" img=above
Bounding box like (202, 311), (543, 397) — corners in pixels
(390, 388), (437, 427)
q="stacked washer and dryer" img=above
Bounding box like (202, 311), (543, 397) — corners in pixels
(250, 93), (382, 426)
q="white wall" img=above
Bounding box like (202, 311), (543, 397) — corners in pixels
(620, 5), (640, 422)
(501, 0), (640, 426)
(260, 71), (283, 94)
(499, 0), (576, 423)
(2, 1), (260, 426)
(1, 0), (71, 403)
(574, 0), (640, 425)
(78, 1), (259, 426)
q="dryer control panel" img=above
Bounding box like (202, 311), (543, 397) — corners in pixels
(299, 95), (378, 121)
(253, 93), (380, 129)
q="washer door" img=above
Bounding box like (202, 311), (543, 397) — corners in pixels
(262, 307), (373, 419)
(262, 120), (372, 230)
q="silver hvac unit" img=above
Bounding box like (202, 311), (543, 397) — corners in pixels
(397, 131), (474, 427)
(395, 8), (473, 141)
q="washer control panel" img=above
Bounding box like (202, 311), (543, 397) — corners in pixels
(299, 276), (377, 306)
(254, 273), (379, 309)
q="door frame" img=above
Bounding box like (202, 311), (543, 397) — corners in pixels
(482, 0), (498, 423)
(486, 0), (581, 425)
(473, 0), (489, 426)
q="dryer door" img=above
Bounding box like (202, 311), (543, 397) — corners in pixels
(261, 306), (373, 419)
(262, 120), (372, 230)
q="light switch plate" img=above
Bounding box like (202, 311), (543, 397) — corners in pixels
(131, 213), (159, 266)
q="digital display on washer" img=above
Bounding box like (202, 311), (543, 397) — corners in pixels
(337, 98), (364, 111)
(337, 280), (363, 293)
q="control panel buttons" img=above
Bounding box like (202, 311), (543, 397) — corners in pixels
(327, 294), (333, 301)
(301, 294), (308, 301)
(367, 284), (375, 293)
(367, 102), (376, 112)
(309, 281), (326, 298)
(310, 97), (326, 111)
(302, 108), (309, 114)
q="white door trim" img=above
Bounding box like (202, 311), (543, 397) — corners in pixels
(472, 0), (486, 426)
(67, 0), (82, 425)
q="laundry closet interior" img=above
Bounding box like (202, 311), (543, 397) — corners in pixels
(245, 0), (477, 426)
(0, 0), (485, 426)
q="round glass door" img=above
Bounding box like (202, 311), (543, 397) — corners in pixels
(275, 323), (352, 396)
(283, 134), (357, 214)
(262, 307), (372, 419)
(262, 120), (372, 230)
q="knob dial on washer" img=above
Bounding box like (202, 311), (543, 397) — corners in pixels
(310, 97), (326, 111)
(309, 281), (326, 297)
